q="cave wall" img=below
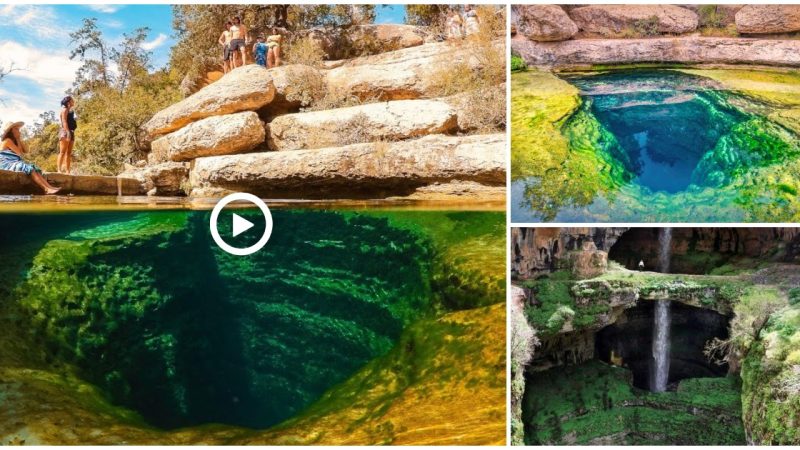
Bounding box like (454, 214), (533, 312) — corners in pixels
(609, 228), (800, 273)
(511, 227), (628, 279)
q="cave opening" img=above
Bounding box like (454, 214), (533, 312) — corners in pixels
(595, 301), (730, 391)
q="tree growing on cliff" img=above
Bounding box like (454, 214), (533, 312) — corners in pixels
(510, 294), (538, 446)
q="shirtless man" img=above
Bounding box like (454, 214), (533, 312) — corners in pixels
(218, 21), (232, 74)
(229, 16), (249, 68)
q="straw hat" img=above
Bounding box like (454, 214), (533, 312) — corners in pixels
(2, 121), (24, 136)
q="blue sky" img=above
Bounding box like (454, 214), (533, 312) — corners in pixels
(0, 4), (407, 128)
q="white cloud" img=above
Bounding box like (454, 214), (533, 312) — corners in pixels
(86, 4), (121, 14)
(0, 40), (81, 91)
(142, 33), (168, 51)
(0, 89), (50, 131)
(0, 5), (66, 41)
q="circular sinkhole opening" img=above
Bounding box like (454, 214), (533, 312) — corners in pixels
(15, 210), (431, 430)
(595, 301), (730, 391)
(566, 70), (748, 194)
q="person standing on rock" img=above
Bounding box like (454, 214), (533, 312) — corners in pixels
(218, 21), (233, 74)
(253, 34), (268, 67)
(229, 16), (249, 69)
(464, 5), (480, 35)
(1, 122), (60, 194)
(266, 29), (282, 68)
(446, 9), (464, 39)
(58, 95), (77, 174)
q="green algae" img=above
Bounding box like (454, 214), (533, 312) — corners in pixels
(0, 208), (505, 443)
(511, 68), (800, 222)
(523, 360), (746, 445)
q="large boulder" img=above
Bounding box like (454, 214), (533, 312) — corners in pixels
(569, 5), (699, 35)
(301, 24), (426, 60)
(324, 40), (503, 101)
(267, 99), (458, 151)
(143, 65), (276, 138)
(513, 5), (578, 42)
(119, 162), (190, 196)
(512, 36), (800, 68)
(190, 134), (505, 199)
(150, 112), (265, 162)
(735, 5), (800, 34)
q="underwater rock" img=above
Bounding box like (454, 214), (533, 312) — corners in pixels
(736, 5), (800, 35)
(513, 5), (578, 42)
(569, 5), (699, 35)
(190, 134), (505, 199)
(266, 99), (458, 151)
(150, 112), (265, 162)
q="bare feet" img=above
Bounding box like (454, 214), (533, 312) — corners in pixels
(44, 186), (61, 195)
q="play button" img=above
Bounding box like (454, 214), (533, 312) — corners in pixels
(210, 192), (273, 256)
(232, 213), (254, 237)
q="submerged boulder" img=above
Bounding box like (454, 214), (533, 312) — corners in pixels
(150, 111), (265, 162)
(143, 65), (276, 138)
(569, 5), (699, 35)
(513, 5), (578, 41)
(735, 5), (800, 34)
(267, 99), (458, 151)
(190, 133), (505, 198)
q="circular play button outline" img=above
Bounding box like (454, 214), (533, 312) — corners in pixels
(210, 192), (273, 256)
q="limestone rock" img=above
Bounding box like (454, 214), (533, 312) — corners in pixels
(267, 99), (458, 151)
(569, 5), (699, 35)
(150, 112), (265, 162)
(399, 180), (506, 202)
(324, 40), (503, 101)
(190, 134), (505, 199)
(735, 5), (800, 34)
(512, 36), (800, 68)
(302, 24), (426, 60)
(0, 170), (144, 195)
(119, 162), (190, 196)
(513, 5), (578, 41)
(683, 5), (742, 27)
(143, 65), (276, 138)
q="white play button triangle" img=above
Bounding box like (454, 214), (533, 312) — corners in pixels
(232, 213), (254, 237)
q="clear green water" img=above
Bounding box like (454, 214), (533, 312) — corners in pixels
(512, 70), (800, 222)
(0, 208), (503, 430)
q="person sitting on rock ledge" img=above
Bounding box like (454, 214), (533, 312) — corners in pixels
(0, 122), (61, 194)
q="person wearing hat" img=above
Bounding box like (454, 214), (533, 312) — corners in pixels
(0, 121), (61, 194)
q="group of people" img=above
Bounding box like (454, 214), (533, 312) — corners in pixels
(0, 95), (79, 194)
(218, 16), (283, 73)
(446, 5), (481, 40)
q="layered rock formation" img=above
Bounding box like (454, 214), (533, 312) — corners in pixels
(190, 134), (504, 198)
(513, 35), (800, 68)
(126, 36), (505, 200)
(569, 5), (699, 35)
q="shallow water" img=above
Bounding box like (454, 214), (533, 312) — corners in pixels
(0, 208), (503, 431)
(511, 69), (800, 222)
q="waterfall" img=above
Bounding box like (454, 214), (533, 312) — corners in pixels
(652, 228), (672, 392)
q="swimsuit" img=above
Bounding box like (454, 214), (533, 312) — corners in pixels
(0, 149), (42, 175)
(254, 42), (268, 66)
(229, 26), (245, 51)
(60, 109), (77, 142)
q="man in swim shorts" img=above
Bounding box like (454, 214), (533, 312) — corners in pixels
(229, 16), (249, 68)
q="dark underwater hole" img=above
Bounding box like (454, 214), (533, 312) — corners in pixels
(14, 210), (432, 430)
(567, 70), (748, 194)
(595, 301), (730, 391)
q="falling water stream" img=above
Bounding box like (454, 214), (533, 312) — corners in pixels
(652, 228), (672, 392)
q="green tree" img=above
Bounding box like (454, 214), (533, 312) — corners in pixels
(69, 18), (113, 92)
